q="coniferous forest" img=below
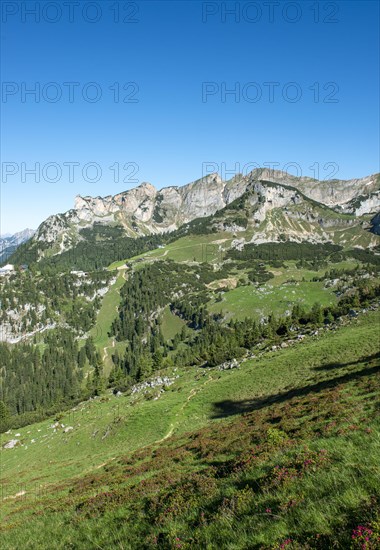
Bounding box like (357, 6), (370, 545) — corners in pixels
(2, 238), (380, 433)
(2, 3), (380, 547)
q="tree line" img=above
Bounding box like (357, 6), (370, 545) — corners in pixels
(0, 331), (103, 432)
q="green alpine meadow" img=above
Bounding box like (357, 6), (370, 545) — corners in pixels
(1, 168), (380, 549)
(1, 2), (379, 548)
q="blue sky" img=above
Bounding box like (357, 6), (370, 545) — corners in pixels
(1, 0), (379, 233)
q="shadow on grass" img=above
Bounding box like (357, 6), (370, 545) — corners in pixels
(212, 355), (380, 419)
(313, 351), (380, 371)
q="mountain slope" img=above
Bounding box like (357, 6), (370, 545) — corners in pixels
(0, 228), (35, 264)
(8, 170), (379, 266)
(1, 310), (379, 549)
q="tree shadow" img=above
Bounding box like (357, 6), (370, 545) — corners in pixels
(212, 355), (380, 419)
(313, 351), (380, 371)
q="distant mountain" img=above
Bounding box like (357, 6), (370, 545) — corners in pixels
(6, 169), (380, 266)
(0, 229), (35, 264)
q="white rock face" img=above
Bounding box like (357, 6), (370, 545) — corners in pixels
(352, 192), (380, 216)
(178, 173), (225, 221)
(251, 169), (379, 208)
(27, 169), (380, 255)
(250, 181), (302, 222)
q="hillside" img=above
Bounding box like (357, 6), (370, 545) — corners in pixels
(1, 171), (380, 549)
(3, 0), (379, 547)
(1, 310), (379, 548)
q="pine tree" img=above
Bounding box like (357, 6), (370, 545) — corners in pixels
(0, 400), (10, 432)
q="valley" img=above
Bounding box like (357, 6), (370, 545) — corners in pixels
(1, 169), (380, 549)
(3, 2), (379, 547)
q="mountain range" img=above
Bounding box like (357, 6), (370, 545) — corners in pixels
(2, 169), (380, 549)
(5, 169), (380, 266)
(0, 229), (35, 264)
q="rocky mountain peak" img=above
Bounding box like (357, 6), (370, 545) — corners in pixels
(138, 181), (157, 192)
(19, 168), (380, 260)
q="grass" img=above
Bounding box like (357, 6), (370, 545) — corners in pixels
(89, 270), (126, 374)
(159, 234), (233, 263)
(108, 232), (236, 269)
(266, 260), (357, 286)
(207, 259), (362, 322)
(1, 310), (379, 548)
(209, 279), (336, 321)
(161, 306), (186, 341)
(90, 270), (126, 349)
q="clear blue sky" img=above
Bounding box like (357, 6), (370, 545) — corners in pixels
(1, 0), (379, 233)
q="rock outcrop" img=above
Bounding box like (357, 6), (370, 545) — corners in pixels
(19, 169), (380, 257)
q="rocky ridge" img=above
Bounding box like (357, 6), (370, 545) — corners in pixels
(13, 170), (380, 258)
(0, 229), (35, 263)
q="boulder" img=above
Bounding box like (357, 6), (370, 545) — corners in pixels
(3, 439), (20, 449)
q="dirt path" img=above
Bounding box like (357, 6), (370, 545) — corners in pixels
(156, 373), (214, 443)
(86, 380), (205, 471)
(100, 269), (127, 365)
(84, 368), (215, 474)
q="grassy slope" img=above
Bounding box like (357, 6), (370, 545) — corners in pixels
(108, 233), (237, 269)
(90, 270), (126, 349)
(208, 280), (336, 321)
(105, 232), (371, 326)
(1, 311), (379, 548)
(89, 269), (126, 375)
(207, 260), (346, 321)
(161, 306), (186, 341)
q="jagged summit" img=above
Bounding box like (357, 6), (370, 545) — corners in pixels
(8, 169), (380, 262)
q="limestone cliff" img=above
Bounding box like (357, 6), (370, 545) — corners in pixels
(28, 169), (380, 257)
